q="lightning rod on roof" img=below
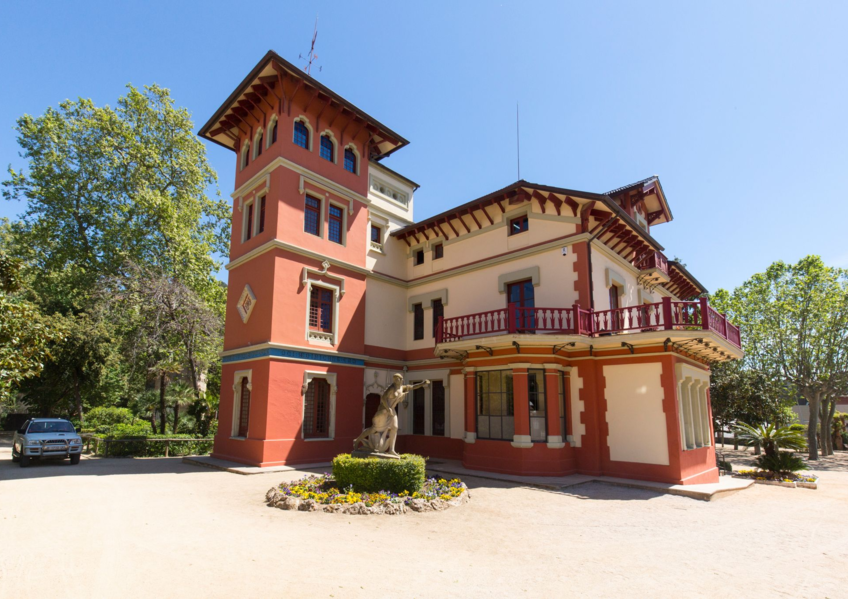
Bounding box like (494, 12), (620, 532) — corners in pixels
(299, 16), (321, 76)
(516, 103), (521, 180)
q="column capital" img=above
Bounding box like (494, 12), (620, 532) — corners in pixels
(511, 434), (533, 449)
(511, 362), (532, 370)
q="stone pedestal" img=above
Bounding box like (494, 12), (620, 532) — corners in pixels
(351, 449), (400, 460)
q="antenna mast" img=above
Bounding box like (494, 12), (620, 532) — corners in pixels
(299, 16), (321, 75)
(516, 103), (521, 180)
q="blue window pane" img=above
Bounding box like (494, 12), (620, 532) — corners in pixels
(294, 121), (309, 149)
(329, 205), (343, 244)
(305, 197), (320, 235)
(344, 149), (356, 173)
(320, 136), (334, 161)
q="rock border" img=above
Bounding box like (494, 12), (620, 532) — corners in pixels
(265, 483), (470, 515)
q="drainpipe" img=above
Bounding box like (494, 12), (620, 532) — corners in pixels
(585, 214), (620, 310)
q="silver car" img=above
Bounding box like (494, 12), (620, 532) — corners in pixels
(11, 418), (83, 467)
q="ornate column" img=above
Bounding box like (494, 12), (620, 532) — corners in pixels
(463, 367), (476, 443)
(543, 363), (565, 448)
(511, 363), (532, 448)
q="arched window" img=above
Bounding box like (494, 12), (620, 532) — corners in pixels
(344, 147), (357, 174)
(320, 134), (334, 162)
(254, 130), (263, 159)
(268, 117), (278, 147)
(293, 120), (309, 149)
(240, 142), (250, 171)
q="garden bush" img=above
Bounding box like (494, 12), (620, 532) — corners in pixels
(754, 451), (808, 476)
(332, 453), (426, 494)
(87, 407), (134, 428)
(88, 432), (213, 457)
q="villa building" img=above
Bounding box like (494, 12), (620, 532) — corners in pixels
(200, 51), (743, 485)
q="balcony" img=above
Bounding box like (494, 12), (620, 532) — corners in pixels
(435, 297), (741, 349)
(635, 250), (670, 285)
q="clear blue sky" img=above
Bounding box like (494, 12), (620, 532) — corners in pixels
(2, 1), (846, 293)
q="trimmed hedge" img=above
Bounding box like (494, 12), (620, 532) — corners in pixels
(332, 453), (426, 494)
(87, 435), (213, 457)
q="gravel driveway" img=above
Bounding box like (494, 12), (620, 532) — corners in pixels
(2, 434), (847, 598)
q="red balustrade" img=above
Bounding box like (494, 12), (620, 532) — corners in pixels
(635, 250), (669, 275)
(435, 297), (742, 348)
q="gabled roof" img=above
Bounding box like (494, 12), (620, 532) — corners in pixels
(392, 179), (665, 251)
(199, 50), (409, 160)
(606, 175), (673, 225)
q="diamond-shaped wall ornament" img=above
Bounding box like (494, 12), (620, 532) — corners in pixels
(237, 285), (257, 323)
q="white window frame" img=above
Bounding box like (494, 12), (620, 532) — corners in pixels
(301, 371), (338, 441)
(344, 143), (360, 176)
(304, 280), (340, 346)
(240, 142), (250, 171)
(293, 115), (314, 151)
(242, 197), (255, 242)
(319, 130), (337, 163)
(231, 369), (253, 439)
(266, 116), (277, 149)
(368, 213), (389, 254)
(253, 130), (263, 160)
(304, 194), (324, 238)
(327, 199), (348, 246)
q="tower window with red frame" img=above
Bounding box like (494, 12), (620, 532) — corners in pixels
(293, 120), (309, 149)
(328, 205), (344, 244)
(304, 196), (321, 236)
(303, 378), (330, 439)
(344, 148), (357, 174)
(309, 287), (334, 332)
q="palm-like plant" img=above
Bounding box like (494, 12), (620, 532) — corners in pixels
(734, 422), (807, 458)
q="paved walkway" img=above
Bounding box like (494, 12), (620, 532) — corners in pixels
(3, 437), (848, 598)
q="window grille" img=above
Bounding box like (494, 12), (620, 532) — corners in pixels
(320, 135), (334, 161)
(328, 205), (343, 244)
(304, 196), (321, 236)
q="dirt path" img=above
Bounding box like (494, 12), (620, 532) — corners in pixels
(2, 438), (847, 598)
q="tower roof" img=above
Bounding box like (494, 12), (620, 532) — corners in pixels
(199, 50), (409, 160)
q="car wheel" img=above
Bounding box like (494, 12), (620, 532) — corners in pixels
(20, 454), (30, 468)
(70, 454), (81, 465)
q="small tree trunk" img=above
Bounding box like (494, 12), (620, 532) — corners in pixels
(159, 374), (168, 435)
(807, 389), (820, 460)
(72, 368), (84, 427)
(173, 404), (180, 434)
(149, 414), (157, 435)
(826, 398), (837, 456)
(753, 441), (761, 456)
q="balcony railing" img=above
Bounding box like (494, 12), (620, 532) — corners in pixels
(634, 250), (669, 275)
(435, 297), (741, 348)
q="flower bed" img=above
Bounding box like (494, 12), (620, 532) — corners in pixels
(265, 474), (470, 515)
(733, 469), (818, 489)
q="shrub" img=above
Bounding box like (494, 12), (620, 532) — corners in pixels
(89, 434), (213, 457)
(87, 407), (134, 428)
(96, 422), (153, 436)
(332, 453), (426, 494)
(755, 451), (809, 476)
(734, 422), (807, 457)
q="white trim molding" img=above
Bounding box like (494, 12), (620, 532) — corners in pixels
(498, 266), (541, 293)
(407, 289), (448, 312)
(301, 261), (346, 297)
(301, 370), (338, 441)
(231, 369), (253, 438)
(606, 267), (626, 295)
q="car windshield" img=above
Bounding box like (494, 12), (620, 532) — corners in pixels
(27, 421), (75, 434)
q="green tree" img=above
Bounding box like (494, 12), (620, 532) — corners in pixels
(715, 256), (848, 460)
(0, 246), (66, 408)
(2, 85), (230, 423)
(3, 84), (229, 298)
